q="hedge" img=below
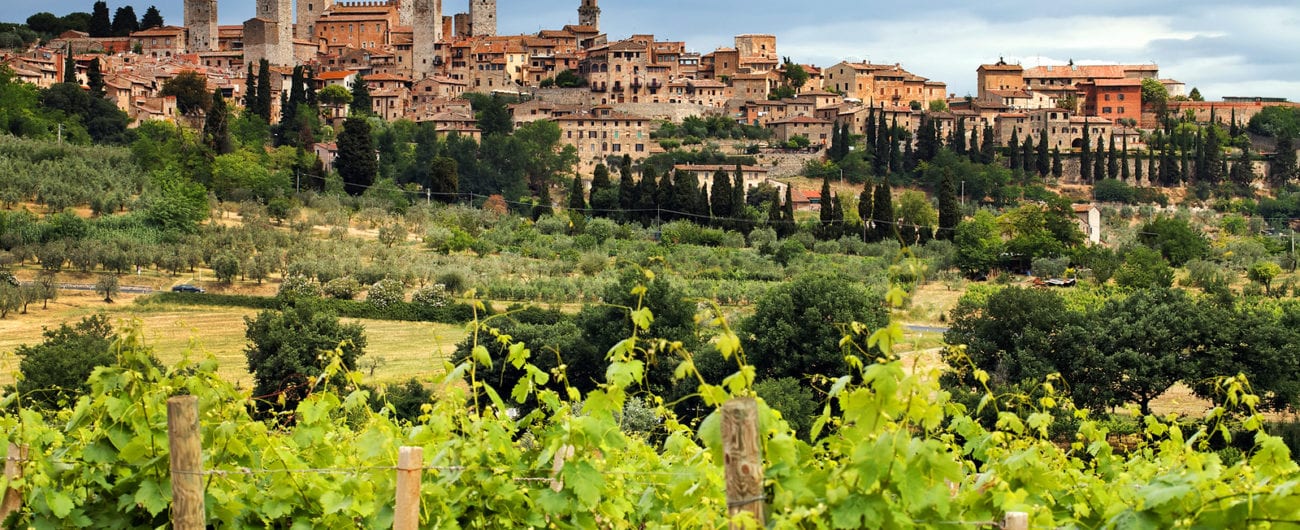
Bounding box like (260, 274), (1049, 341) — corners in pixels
(143, 292), (480, 323)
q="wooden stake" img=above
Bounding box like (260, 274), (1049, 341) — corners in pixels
(1, 443), (28, 522)
(394, 446), (423, 530)
(1004, 511), (1029, 530)
(722, 397), (764, 528)
(167, 395), (204, 530)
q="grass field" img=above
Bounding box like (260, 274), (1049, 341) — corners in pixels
(0, 291), (466, 388)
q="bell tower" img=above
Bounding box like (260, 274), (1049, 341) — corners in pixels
(579, 0), (600, 31)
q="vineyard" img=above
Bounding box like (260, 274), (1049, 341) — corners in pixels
(3, 296), (1300, 529)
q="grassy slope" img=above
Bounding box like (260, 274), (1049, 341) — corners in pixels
(0, 291), (465, 388)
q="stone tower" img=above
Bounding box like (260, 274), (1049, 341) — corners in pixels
(578, 0), (600, 31)
(412, 0), (442, 79)
(245, 0), (293, 66)
(184, 0), (218, 53)
(469, 0), (496, 37)
(395, 0), (414, 28)
(296, 0), (335, 41)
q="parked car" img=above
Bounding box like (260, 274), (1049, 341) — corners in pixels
(171, 284), (205, 293)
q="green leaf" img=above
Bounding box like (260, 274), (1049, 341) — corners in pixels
(46, 490), (74, 518)
(630, 308), (655, 331)
(563, 460), (603, 509)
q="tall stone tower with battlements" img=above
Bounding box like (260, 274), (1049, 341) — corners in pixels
(395, 0), (414, 27)
(184, 0), (218, 52)
(412, 0), (442, 79)
(578, 0), (600, 31)
(469, 0), (495, 37)
(296, 0), (335, 41)
(244, 0), (294, 66)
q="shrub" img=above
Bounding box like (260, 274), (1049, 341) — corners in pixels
(411, 284), (451, 308)
(534, 214), (568, 235)
(435, 271), (467, 295)
(1093, 179), (1135, 203)
(584, 218), (617, 244)
(1031, 257), (1069, 278)
(367, 278), (406, 308)
(323, 277), (363, 300)
(277, 275), (322, 300)
(577, 252), (608, 275)
(16, 314), (117, 409)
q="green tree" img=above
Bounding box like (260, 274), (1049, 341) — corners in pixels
(88, 1), (111, 37)
(710, 168), (734, 222)
(588, 164), (617, 216)
(1269, 134), (1297, 188)
(161, 71), (210, 116)
(1080, 120), (1092, 183)
(1138, 216), (1208, 266)
(473, 94), (514, 136)
(140, 5), (164, 29)
(245, 303), (366, 414)
(895, 190), (937, 245)
(1188, 87), (1203, 101)
(953, 210), (1002, 276)
(1036, 128), (1050, 176)
(1094, 288), (1210, 414)
(937, 169), (960, 240)
(1248, 261), (1283, 296)
(86, 58), (104, 97)
(15, 314), (115, 409)
(1115, 246), (1174, 289)
(1141, 78), (1169, 108)
(94, 273), (118, 302)
(255, 59), (272, 121)
(203, 88), (232, 154)
(567, 174), (587, 213)
(743, 272), (887, 383)
(110, 6), (138, 37)
(1051, 147), (1063, 178)
(337, 117), (377, 196)
(871, 182), (896, 242)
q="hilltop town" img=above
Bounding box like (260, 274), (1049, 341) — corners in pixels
(5, 0), (1297, 179)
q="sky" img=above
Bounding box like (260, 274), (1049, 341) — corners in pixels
(5, 0), (1299, 101)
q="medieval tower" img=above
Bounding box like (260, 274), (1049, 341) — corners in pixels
(395, 0), (414, 28)
(412, 0), (442, 79)
(469, 0), (496, 37)
(184, 0), (218, 53)
(296, 0), (335, 41)
(244, 0), (294, 66)
(578, 0), (600, 31)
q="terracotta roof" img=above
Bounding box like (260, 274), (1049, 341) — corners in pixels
(317, 70), (355, 80)
(130, 26), (186, 37)
(673, 164), (768, 173)
(1023, 64), (1156, 80)
(365, 73), (411, 82)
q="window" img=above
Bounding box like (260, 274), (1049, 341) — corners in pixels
(635, 144), (645, 152)
(1118, 93), (1125, 101)
(1102, 107), (1112, 114)
(612, 144), (621, 152)
(1118, 107), (1126, 114)
(1104, 94), (1110, 101)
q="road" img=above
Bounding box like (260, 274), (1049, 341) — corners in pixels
(904, 324), (949, 334)
(55, 283), (157, 295)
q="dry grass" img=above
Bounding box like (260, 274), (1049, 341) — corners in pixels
(0, 291), (466, 388)
(900, 282), (966, 327)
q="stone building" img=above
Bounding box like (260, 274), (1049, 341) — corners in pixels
(314, 2), (400, 52)
(470, 0), (496, 37)
(823, 61), (946, 108)
(131, 26), (188, 59)
(296, 0), (335, 41)
(766, 115), (833, 147)
(1078, 78), (1141, 125)
(184, 0), (219, 53)
(578, 0), (600, 32)
(244, 0), (294, 66)
(412, 0), (443, 79)
(554, 106), (653, 173)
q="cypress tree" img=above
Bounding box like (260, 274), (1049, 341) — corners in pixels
(872, 182), (896, 242)
(1080, 121), (1092, 183)
(1052, 147), (1063, 178)
(244, 63), (257, 112)
(1037, 128), (1050, 176)
(981, 124), (996, 164)
(780, 185), (796, 237)
(954, 118), (968, 157)
(656, 170), (674, 219)
(635, 167), (658, 226)
(818, 175), (834, 239)
(857, 182), (873, 241)
(1121, 134), (1130, 181)
(865, 106), (877, 152)
(204, 88), (231, 154)
(533, 181), (554, 220)
(671, 169), (702, 219)
(874, 112), (889, 174)
(87, 58), (104, 97)
(255, 59), (272, 121)
(1021, 135), (1034, 174)
(588, 164), (616, 216)
(1194, 129), (1208, 183)
(1180, 147), (1191, 185)
(111, 6), (139, 37)
(1008, 129), (1021, 173)
(731, 166), (746, 219)
(888, 118), (901, 174)
(917, 114), (936, 162)
(968, 126), (981, 163)
(903, 133), (917, 173)
(1271, 134), (1297, 188)
(1134, 148), (1144, 182)
(351, 76), (372, 116)
(1093, 138), (1106, 183)
(1107, 135), (1119, 180)
(712, 169), (734, 222)
(63, 54), (76, 84)
(303, 67), (318, 108)
(1230, 144), (1255, 187)
(336, 117), (377, 196)
(937, 170), (959, 240)
(141, 6), (164, 29)
(568, 175), (587, 212)
(618, 155), (636, 212)
(1230, 108), (1239, 137)
(1148, 147), (1158, 183)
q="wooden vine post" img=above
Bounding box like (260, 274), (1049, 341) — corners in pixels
(1, 443), (28, 522)
(167, 395), (205, 530)
(722, 397), (764, 528)
(393, 446), (423, 530)
(1004, 511), (1029, 530)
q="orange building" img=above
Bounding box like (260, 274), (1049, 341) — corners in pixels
(1078, 78), (1141, 124)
